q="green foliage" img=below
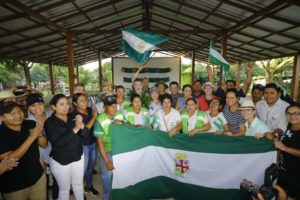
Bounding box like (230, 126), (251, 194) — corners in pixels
(0, 59), (23, 82)
(103, 62), (112, 83)
(31, 63), (49, 82)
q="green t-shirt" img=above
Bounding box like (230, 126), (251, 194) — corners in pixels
(93, 111), (124, 152)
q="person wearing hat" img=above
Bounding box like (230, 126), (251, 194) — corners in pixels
(239, 99), (271, 137)
(93, 95), (125, 200)
(26, 93), (58, 199)
(148, 87), (162, 118)
(198, 82), (218, 112)
(176, 84), (193, 113)
(0, 101), (47, 200)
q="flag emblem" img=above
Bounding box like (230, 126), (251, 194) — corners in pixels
(174, 153), (189, 177)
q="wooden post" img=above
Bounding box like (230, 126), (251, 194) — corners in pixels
(76, 65), (79, 84)
(291, 55), (300, 101)
(49, 62), (55, 95)
(67, 32), (74, 95)
(219, 33), (227, 84)
(98, 50), (103, 90)
(191, 50), (196, 83)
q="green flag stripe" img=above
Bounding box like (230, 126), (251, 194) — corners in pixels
(123, 77), (170, 83)
(209, 54), (230, 71)
(110, 125), (275, 155)
(121, 67), (171, 73)
(112, 176), (243, 200)
(121, 40), (151, 64)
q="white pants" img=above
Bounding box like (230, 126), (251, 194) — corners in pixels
(50, 155), (84, 200)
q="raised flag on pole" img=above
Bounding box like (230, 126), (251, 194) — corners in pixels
(209, 41), (230, 72)
(110, 125), (276, 200)
(121, 28), (168, 64)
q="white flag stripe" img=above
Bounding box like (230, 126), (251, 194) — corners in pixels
(122, 31), (155, 54)
(112, 146), (276, 189)
(209, 48), (230, 65)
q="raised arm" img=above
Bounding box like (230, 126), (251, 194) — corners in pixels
(235, 62), (242, 90)
(241, 63), (252, 95)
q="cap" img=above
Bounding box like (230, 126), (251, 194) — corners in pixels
(26, 93), (44, 107)
(0, 101), (21, 115)
(103, 95), (117, 106)
(203, 82), (215, 90)
(238, 99), (255, 110)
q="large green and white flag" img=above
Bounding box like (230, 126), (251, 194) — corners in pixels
(121, 28), (168, 63)
(209, 41), (230, 72)
(111, 125), (276, 200)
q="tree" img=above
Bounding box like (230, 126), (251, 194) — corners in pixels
(31, 64), (49, 83)
(17, 60), (33, 86)
(0, 59), (22, 83)
(258, 57), (293, 83)
(102, 62), (112, 83)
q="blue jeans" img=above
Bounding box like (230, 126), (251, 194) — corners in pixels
(99, 152), (112, 200)
(83, 143), (97, 188)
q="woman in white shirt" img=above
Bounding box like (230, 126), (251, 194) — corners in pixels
(206, 98), (229, 134)
(152, 94), (181, 137)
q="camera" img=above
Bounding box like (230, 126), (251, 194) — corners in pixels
(240, 163), (279, 200)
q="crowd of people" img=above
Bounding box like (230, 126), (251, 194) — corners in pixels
(0, 64), (299, 200)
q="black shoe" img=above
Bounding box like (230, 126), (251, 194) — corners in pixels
(84, 186), (99, 196)
(92, 168), (97, 174)
(84, 195), (87, 200)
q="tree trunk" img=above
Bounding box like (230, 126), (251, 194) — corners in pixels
(24, 65), (31, 86)
(18, 61), (32, 87)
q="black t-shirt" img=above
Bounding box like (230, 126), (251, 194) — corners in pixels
(279, 124), (300, 174)
(0, 120), (44, 193)
(44, 114), (83, 165)
(69, 107), (96, 145)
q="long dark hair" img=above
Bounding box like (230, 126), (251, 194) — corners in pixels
(72, 93), (87, 107)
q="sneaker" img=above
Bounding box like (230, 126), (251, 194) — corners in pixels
(84, 186), (99, 196)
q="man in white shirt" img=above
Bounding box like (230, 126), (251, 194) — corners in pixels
(256, 83), (289, 133)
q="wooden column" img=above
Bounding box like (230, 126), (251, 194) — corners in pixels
(49, 62), (55, 95)
(291, 55), (300, 101)
(76, 65), (79, 84)
(98, 50), (103, 90)
(191, 50), (196, 83)
(219, 33), (227, 84)
(67, 32), (74, 95)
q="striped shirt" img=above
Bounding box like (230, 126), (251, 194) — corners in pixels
(223, 104), (246, 134)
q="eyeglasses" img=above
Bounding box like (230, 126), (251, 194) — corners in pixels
(286, 112), (300, 117)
